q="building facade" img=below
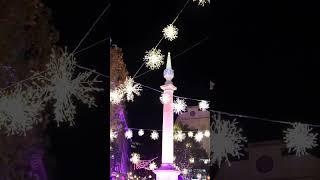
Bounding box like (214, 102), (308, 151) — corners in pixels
(215, 140), (320, 180)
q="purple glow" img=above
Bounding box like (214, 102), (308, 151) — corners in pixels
(28, 150), (48, 180)
(110, 105), (129, 176)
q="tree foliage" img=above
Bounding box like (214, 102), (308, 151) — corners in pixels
(0, 0), (58, 179)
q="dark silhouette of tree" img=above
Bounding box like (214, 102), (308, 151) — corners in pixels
(0, 0), (59, 179)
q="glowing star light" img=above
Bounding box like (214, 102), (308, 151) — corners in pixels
(195, 131), (204, 142)
(173, 98), (187, 114)
(40, 49), (102, 126)
(125, 129), (133, 139)
(160, 93), (170, 104)
(174, 130), (186, 142)
(138, 129), (144, 136)
(204, 130), (210, 137)
(210, 116), (247, 167)
(110, 88), (124, 105)
(193, 0), (210, 6)
(144, 48), (164, 70)
(130, 153), (141, 164)
(110, 129), (118, 142)
(148, 162), (157, 170)
(182, 168), (188, 175)
(123, 77), (142, 102)
(188, 131), (194, 137)
(284, 123), (318, 156)
(162, 24), (178, 41)
(150, 130), (159, 140)
(199, 100), (209, 111)
(189, 157), (195, 164)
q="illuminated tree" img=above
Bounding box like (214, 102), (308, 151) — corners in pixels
(110, 46), (130, 177)
(174, 122), (209, 178)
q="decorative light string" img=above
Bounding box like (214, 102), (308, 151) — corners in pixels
(134, 35), (209, 79)
(71, 3), (110, 54)
(132, 0), (194, 78)
(210, 109), (320, 128)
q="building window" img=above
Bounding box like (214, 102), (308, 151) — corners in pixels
(256, 155), (273, 173)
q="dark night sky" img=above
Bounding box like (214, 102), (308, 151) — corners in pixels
(43, 0), (109, 179)
(111, 0), (211, 162)
(40, 0), (320, 178)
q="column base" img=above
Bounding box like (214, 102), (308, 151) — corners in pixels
(153, 163), (181, 180)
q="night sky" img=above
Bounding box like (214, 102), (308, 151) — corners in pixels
(40, 0), (320, 178)
(43, 0), (109, 179)
(111, 0), (212, 164)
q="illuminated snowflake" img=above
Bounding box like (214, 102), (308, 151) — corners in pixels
(39, 49), (102, 126)
(284, 123), (318, 156)
(204, 130), (210, 137)
(174, 130), (186, 142)
(138, 129), (144, 136)
(143, 48), (165, 70)
(182, 169), (188, 175)
(160, 93), (170, 104)
(148, 162), (157, 170)
(173, 98), (187, 114)
(189, 157), (195, 164)
(150, 130), (159, 140)
(110, 129), (118, 142)
(199, 100), (209, 111)
(110, 87), (124, 105)
(123, 77), (142, 102)
(130, 153), (141, 164)
(195, 131), (204, 142)
(162, 24), (178, 41)
(0, 86), (44, 135)
(210, 117), (247, 167)
(193, 0), (210, 6)
(188, 131), (194, 138)
(125, 129), (133, 139)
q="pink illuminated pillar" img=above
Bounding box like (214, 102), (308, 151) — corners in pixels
(153, 52), (180, 180)
(160, 83), (176, 163)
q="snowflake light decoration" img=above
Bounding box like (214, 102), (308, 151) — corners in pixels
(160, 93), (170, 104)
(123, 77), (142, 102)
(199, 100), (209, 111)
(39, 49), (102, 126)
(189, 157), (195, 164)
(110, 129), (118, 142)
(0, 86), (43, 135)
(193, 0), (210, 6)
(110, 87), (124, 105)
(162, 24), (178, 41)
(173, 98), (187, 114)
(138, 129), (144, 136)
(284, 123), (318, 156)
(130, 153), (141, 164)
(125, 129), (133, 139)
(204, 130), (210, 137)
(150, 130), (159, 140)
(195, 131), (204, 142)
(182, 169), (188, 175)
(210, 117), (247, 167)
(148, 162), (157, 170)
(188, 131), (194, 138)
(174, 130), (186, 142)
(143, 48), (165, 70)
